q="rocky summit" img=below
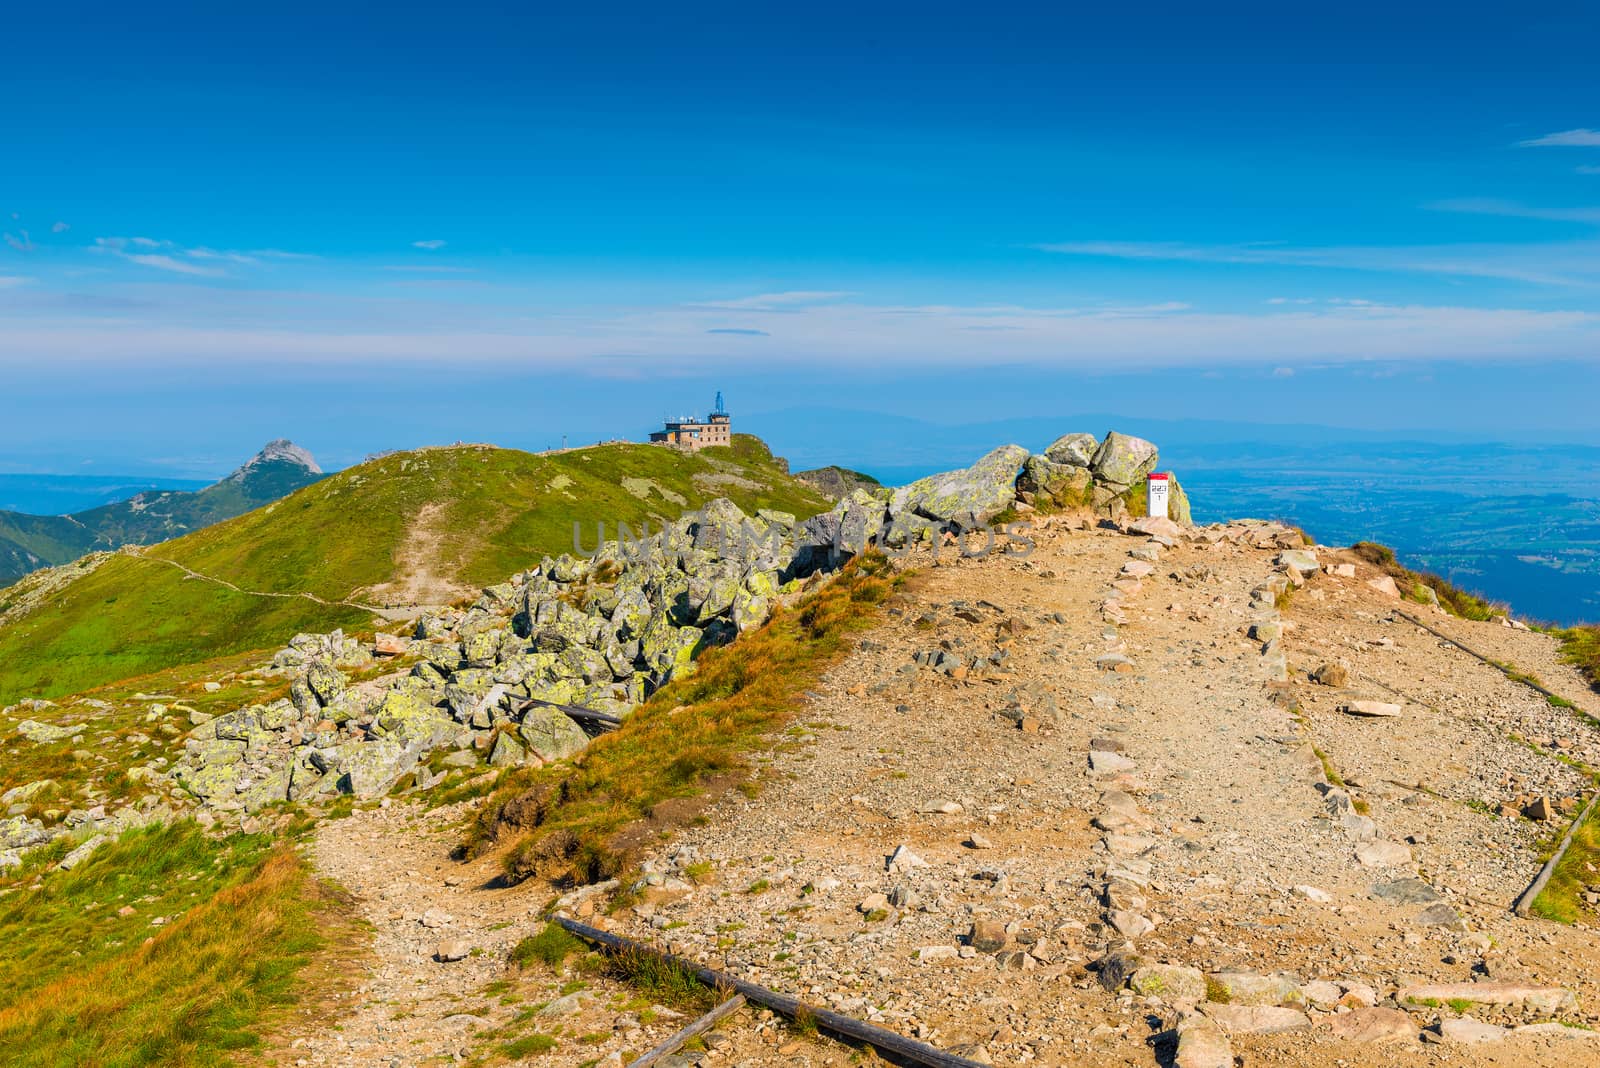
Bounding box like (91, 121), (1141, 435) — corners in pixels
(3, 429), (1599, 1068)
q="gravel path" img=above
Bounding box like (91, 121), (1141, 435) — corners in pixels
(293, 518), (1600, 1067)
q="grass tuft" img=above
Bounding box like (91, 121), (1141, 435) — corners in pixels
(511, 922), (587, 969)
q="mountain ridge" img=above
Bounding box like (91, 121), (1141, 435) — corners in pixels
(0, 440), (325, 587)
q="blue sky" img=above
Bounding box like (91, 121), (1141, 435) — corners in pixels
(3, 1), (1600, 473)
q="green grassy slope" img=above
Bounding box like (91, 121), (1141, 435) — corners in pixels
(0, 436), (828, 704)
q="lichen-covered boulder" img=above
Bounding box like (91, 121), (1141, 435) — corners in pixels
(259, 699), (298, 731)
(461, 628), (502, 668)
(490, 730), (528, 766)
(211, 708), (259, 742)
(240, 766), (293, 813)
(517, 707), (590, 762)
(834, 493), (888, 554)
(305, 660), (345, 705)
(1017, 456), (1094, 509)
(639, 617), (701, 682)
(890, 444), (1029, 524)
(1090, 432), (1159, 489)
(732, 587), (771, 634)
(171, 760), (243, 802)
(1044, 432), (1099, 467)
(692, 571), (741, 623)
(414, 613), (453, 640)
(444, 669), (501, 723)
(0, 815), (51, 850)
(15, 719), (78, 744)
(336, 740), (417, 799)
(371, 689), (454, 747)
(610, 586), (653, 639)
(1169, 476), (1194, 525)
(287, 758), (330, 802)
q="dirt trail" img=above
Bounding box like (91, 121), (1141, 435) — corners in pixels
(299, 519), (1600, 1067)
(127, 547), (386, 612)
(363, 502), (476, 609)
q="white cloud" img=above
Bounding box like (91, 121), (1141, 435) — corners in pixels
(1579, 165), (1600, 176)
(412, 239), (447, 250)
(381, 264), (477, 273)
(1428, 197), (1600, 225)
(1272, 366), (1296, 377)
(187, 247), (261, 265)
(1034, 238), (1600, 288)
(4, 230), (34, 252)
(688, 290), (854, 311)
(3, 295), (1594, 371)
(90, 236), (311, 276)
(51, 221), (70, 234)
(124, 253), (226, 276)
(1519, 128), (1600, 147)
(0, 275), (32, 288)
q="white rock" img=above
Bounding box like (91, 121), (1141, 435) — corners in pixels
(887, 844), (929, 873)
(1434, 1017), (1506, 1044)
(1355, 840), (1412, 868)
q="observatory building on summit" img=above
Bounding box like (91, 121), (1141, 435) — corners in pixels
(649, 392), (732, 450)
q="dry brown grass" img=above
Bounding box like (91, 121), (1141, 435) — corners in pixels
(0, 830), (341, 1067)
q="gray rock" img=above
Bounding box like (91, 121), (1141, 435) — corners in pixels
(15, 719), (77, 744)
(1090, 432), (1159, 488)
(890, 444), (1030, 524)
(1370, 878), (1443, 905)
(435, 938), (472, 962)
(338, 740), (418, 799)
(1043, 432), (1099, 467)
(517, 707), (590, 762)
(0, 815), (52, 850)
(1416, 902), (1467, 930)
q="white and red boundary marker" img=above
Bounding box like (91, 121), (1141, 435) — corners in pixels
(1147, 472), (1171, 519)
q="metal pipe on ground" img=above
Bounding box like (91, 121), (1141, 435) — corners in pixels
(553, 917), (992, 1068)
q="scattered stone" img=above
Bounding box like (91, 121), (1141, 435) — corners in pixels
(1398, 982), (1577, 1014)
(1173, 1011), (1233, 1068)
(1370, 878), (1443, 905)
(1367, 575), (1401, 598)
(1432, 1017), (1507, 1044)
(1343, 700), (1401, 718)
(434, 939), (472, 962)
(1416, 902), (1467, 931)
(1355, 840), (1412, 868)
(1203, 1004), (1310, 1035)
(1129, 963), (1205, 1001)
(1312, 661), (1350, 687)
(969, 920), (1007, 953)
(1323, 1007), (1418, 1043)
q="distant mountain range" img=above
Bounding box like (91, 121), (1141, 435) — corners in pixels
(0, 440), (326, 587)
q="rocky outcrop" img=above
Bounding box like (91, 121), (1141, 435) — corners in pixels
(1015, 430), (1192, 524)
(792, 466), (882, 502)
